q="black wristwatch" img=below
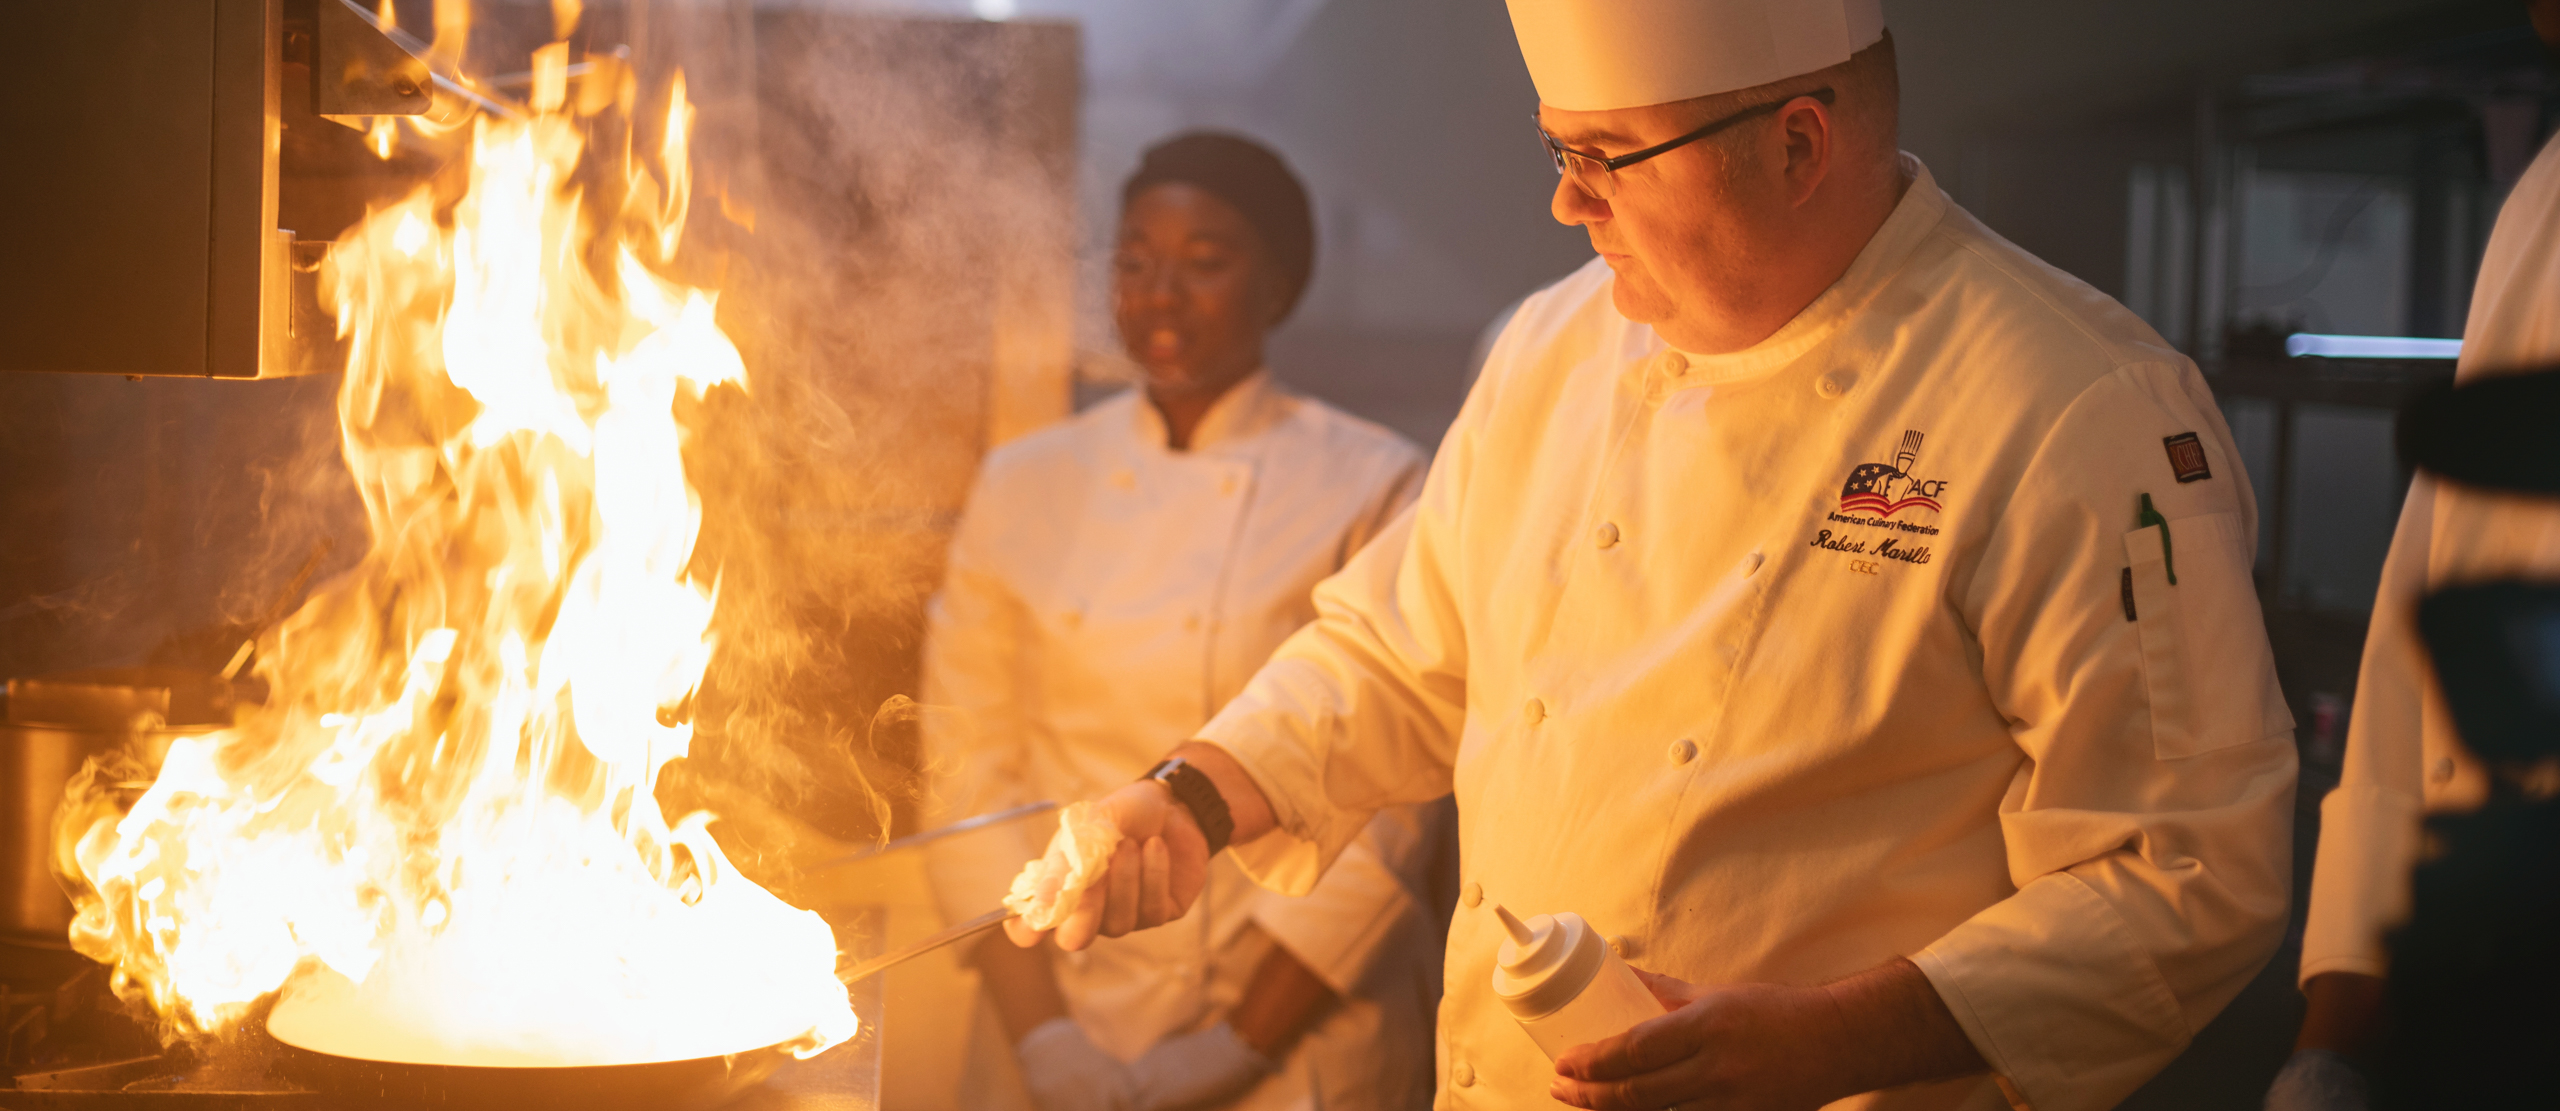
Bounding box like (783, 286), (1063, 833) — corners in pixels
(1141, 757), (1234, 855)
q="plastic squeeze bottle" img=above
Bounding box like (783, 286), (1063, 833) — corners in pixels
(1489, 904), (1664, 1059)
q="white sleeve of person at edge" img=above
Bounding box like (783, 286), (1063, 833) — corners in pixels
(1003, 800), (1125, 931)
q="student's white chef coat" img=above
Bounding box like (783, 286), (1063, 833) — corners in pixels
(2299, 131), (2560, 987)
(923, 372), (1440, 1111)
(1193, 156), (2297, 1111)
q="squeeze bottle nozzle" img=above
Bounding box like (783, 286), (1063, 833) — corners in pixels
(1486, 902), (1662, 1060)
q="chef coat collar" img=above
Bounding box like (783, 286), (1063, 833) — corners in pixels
(1664, 153), (1947, 384)
(1132, 369), (1287, 453)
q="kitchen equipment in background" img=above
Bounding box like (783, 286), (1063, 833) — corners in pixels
(218, 540), (337, 682)
(0, 0), (433, 379)
(0, 670), (229, 943)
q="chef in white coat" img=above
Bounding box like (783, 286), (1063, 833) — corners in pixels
(2270, 11), (2560, 1105)
(922, 133), (1439, 1111)
(1002, 4), (2298, 1111)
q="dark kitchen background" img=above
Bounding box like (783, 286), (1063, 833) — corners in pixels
(0, 1), (2540, 1108)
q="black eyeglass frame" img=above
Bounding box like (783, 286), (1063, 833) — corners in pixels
(1535, 86), (1837, 197)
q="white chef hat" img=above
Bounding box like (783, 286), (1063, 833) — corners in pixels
(1507, 0), (1887, 112)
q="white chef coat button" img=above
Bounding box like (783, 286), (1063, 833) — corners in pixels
(1740, 550), (1765, 578)
(1607, 934), (1632, 958)
(1657, 351), (1688, 377)
(1815, 372), (1849, 399)
(1109, 467), (1136, 490)
(2431, 757), (2455, 783)
(1669, 738), (1698, 765)
(1220, 474), (1240, 496)
(1594, 521), (1620, 549)
(1453, 1060), (1476, 1087)
(1461, 882), (1483, 908)
(1524, 698), (1546, 725)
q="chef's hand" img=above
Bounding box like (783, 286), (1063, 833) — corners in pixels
(1007, 742), (1280, 952)
(1127, 1022), (1274, 1111)
(1003, 777), (1205, 952)
(1016, 1016), (1136, 1111)
(1549, 960), (1986, 1111)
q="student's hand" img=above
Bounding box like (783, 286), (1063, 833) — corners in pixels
(1128, 1022), (1274, 1111)
(2265, 971), (2383, 1111)
(2264, 1049), (2370, 1111)
(1016, 1016), (1136, 1111)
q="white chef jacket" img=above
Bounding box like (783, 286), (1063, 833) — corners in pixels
(2298, 130), (2560, 986)
(1194, 156), (2297, 1111)
(922, 372), (1440, 1111)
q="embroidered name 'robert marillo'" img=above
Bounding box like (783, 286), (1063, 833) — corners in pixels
(1838, 430), (1950, 518)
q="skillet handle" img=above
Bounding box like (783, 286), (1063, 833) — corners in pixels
(837, 907), (1018, 985)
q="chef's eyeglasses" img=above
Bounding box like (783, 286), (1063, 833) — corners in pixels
(1535, 87), (1835, 201)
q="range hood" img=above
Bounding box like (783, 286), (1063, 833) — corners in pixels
(0, 0), (434, 379)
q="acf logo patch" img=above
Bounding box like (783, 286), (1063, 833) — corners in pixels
(1838, 430), (1949, 518)
(1809, 429), (1946, 568)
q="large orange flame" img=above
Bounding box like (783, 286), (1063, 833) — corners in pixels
(60, 50), (857, 1066)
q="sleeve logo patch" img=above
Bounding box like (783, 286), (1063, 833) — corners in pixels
(2163, 432), (2212, 483)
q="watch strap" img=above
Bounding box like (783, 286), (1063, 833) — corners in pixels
(1142, 757), (1234, 856)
